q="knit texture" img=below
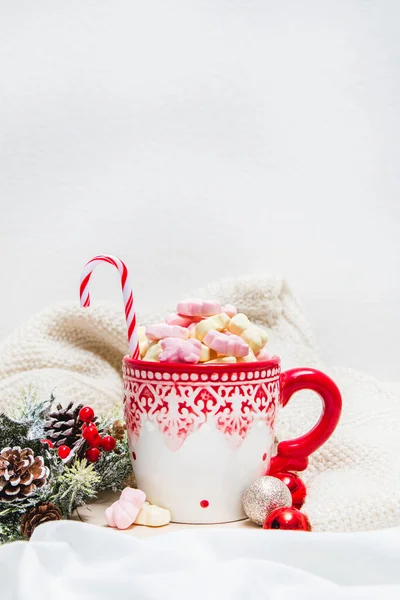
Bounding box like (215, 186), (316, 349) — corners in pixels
(0, 274), (398, 532)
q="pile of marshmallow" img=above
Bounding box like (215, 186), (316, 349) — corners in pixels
(105, 487), (170, 530)
(138, 299), (271, 364)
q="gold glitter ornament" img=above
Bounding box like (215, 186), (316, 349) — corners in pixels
(242, 476), (292, 526)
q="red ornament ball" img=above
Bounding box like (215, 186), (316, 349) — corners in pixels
(85, 447), (101, 463)
(57, 445), (71, 459)
(82, 425), (98, 442)
(263, 507), (311, 531)
(101, 435), (116, 452)
(79, 406), (95, 423)
(273, 472), (307, 509)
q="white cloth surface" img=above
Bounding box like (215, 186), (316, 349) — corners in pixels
(0, 274), (399, 532)
(2, 521), (400, 599)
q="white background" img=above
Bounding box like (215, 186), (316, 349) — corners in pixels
(1, 1), (399, 379)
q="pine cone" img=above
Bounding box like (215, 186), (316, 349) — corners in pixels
(109, 420), (126, 442)
(20, 502), (62, 539)
(44, 402), (85, 453)
(0, 447), (49, 502)
(123, 471), (136, 489)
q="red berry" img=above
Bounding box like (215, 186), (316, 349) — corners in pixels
(82, 425), (98, 442)
(88, 434), (102, 448)
(41, 439), (54, 449)
(79, 406), (95, 423)
(101, 435), (116, 452)
(58, 445), (71, 459)
(85, 447), (101, 463)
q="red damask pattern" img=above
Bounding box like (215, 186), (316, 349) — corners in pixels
(123, 366), (280, 451)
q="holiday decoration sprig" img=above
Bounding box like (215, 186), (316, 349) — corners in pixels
(50, 459), (100, 517)
(0, 387), (134, 544)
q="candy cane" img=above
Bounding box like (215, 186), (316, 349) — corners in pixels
(79, 254), (139, 359)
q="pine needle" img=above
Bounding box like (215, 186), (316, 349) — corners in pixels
(50, 459), (100, 518)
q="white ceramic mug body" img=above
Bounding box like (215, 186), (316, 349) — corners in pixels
(123, 357), (282, 523)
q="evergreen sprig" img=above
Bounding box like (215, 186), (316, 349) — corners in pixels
(8, 386), (55, 441)
(50, 459), (101, 517)
(94, 438), (132, 493)
(14, 386), (54, 423)
(96, 403), (124, 433)
(0, 513), (22, 545)
(0, 387), (134, 543)
(0, 497), (39, 544)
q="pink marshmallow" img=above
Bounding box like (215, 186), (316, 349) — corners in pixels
(256, 347), (272, 361)
(105, 487), (146, 530)
(105, 499), (137, 529)
(113, 500), (139, 530)
(222, 304), (237, 318)
(105, 503), (117, 527)
(145, 323), (189, 341)
(177, 299), (222, 317)
(165, 313), (193, 327)
(203, 330), (249, 357)
(159, 337), (202, 363)
(120, 487), (146, 506)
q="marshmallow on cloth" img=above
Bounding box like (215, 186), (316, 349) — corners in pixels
(159, 337), (202, 363)
(134, 502), (171, 527)
(177, 299), (222, 317)
(203, 330), (249, 357)
(105, 487), (146, 530)
(145, 324), (189, 341)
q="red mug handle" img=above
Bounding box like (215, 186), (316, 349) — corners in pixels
(268, 368), (342, 474)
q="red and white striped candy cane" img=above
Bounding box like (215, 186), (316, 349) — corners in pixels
(79, 254), (140, 359)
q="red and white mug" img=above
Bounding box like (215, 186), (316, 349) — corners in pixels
(123, 355), (342, 524)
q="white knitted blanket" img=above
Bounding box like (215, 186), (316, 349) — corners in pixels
(0, 275), (399, 532)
